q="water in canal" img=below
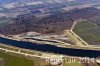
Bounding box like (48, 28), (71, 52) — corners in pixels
(0, 37), (100, 58)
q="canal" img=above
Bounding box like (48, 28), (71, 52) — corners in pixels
(0, 37), (100, 58)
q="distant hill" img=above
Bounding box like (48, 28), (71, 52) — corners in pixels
(0, 0), (100, 35)
(0, 7), (100, 35)
(1, 0), (100, 5)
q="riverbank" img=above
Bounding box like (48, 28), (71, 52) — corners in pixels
(0, 34), (100, 51)
(0, 37), (100, 57)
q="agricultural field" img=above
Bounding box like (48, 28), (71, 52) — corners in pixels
(0, 17), (12, 27)
(63, 58), (83, 66)
(0, 53), (34, 66)
(73, 21), (100, 45)
(63, 57), (99, 66)
(0, 50), (48, 66)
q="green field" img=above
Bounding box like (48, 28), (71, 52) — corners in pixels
(73, 21), (100, 45)
(0, 52), (34, 66)
(0, 49), (50, 66)
(63, 58), (83, 66)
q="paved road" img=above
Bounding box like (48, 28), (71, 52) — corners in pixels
(64, 30), (85, 46)
(0, 46), (64, 66)
(65, 19), (100, 49)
